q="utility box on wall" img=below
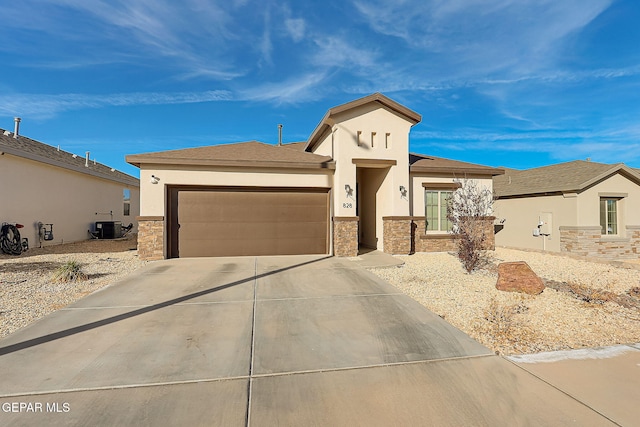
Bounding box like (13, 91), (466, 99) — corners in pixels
(95, 221), (123, 239)
(539, 212), (553, 236)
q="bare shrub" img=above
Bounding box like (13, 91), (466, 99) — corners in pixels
(475, 296), (536, 354)
(447, 179), (494, 273)
(483, 297), (515, 336)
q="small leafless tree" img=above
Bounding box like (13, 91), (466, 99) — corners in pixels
(447, 179), (494, 273)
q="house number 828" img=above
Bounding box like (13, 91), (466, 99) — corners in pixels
(342, 203), (352, 208)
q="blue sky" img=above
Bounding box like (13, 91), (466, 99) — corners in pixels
(1, 0), (639, 177)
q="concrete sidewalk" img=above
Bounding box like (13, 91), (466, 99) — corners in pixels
(508, 344), (640, 427)
(0, 255), (631, 426)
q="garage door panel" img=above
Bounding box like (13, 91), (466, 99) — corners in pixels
(175, 189), (329, 257)
(274, 222), (327, 238)
(275, 238), (326, 254)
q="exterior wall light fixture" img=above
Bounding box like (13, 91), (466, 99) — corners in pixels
(345, 184), (354, 199)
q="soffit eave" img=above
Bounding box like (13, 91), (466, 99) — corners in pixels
(125, 156), (336, 171)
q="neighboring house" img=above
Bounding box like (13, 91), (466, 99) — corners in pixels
(0, 119), (140, 249)
(127, 93), (503, 260)
(493, 160), (640, 259)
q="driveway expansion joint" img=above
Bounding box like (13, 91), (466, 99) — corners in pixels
(502, 356), (624, 427)
(255, 292), (404, 302)
(0, 375), (251, 399)
(251, 353), (497, 379)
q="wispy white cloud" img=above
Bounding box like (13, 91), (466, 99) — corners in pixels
(285, 18), (306, 42)
(352, 0), (613, 81)
(413, 125), (640, 164)
(311, 36), (378, 69)
(0, 90), (232, 119)
(238, 72), (329, 104)
(258, 5), (274, 66)
(0, 0), (247, 79)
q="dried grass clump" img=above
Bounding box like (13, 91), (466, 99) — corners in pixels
(568, 283), (617, 305)
(51, 260), (88, 283)
(474, 296), (538, 355)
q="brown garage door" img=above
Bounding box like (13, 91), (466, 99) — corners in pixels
(169, 187), (329, 258)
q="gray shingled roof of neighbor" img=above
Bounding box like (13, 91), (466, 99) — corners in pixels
(409, 153), (505, 176)
(126, 141), (336, 170)
(493, 160), (640, 198)
(0, 128), (139, 187)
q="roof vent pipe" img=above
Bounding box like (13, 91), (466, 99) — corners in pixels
(278, 124), (283, 146)
(13, 117), (21, 139)
(85, 151), (90, 167)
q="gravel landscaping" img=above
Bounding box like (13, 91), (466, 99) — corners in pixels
(370, 248), (640, 355)
(2, 239), (639, 356)
(0, 236), (145, 339)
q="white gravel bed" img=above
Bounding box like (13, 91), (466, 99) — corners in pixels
(0, 248), (145, 339)
(371, 248), (640, 355)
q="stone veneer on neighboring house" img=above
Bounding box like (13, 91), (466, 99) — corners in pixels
(560, 225), (640, 259)
(137, 216), (165, 261)
(333, 217), (359, 257)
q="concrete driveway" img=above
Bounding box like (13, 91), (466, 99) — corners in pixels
(0, 255), (625, 425)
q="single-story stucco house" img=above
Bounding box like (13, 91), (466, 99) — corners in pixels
(493, 160), (640, 259)
(0, 119), (140, 249)
(127, 93), (504, 261)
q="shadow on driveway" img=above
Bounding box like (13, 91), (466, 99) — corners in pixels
(0, 256), (330, 356)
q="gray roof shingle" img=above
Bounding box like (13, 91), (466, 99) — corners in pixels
(0, 128), (139, 187)
(493, 160), (640, 198)
(126, 141), (335, 169)
(409, 153), (504, 176)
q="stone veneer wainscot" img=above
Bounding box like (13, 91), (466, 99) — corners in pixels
(560, 225), (640, 259)
(333, 217), (359, 257)
(137, 216), (164, 261)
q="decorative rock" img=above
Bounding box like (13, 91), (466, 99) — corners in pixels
(496, 261), (545, 295)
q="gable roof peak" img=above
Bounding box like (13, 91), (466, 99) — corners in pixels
(305, 93), (421, 152)
(494, 159), (640, 198)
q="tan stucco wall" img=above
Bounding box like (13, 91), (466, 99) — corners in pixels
(138, 165), (333, 217)
(493, 194), (577, 252)
(0, 154), (140, 247)
(329, 103), (413, 221)
(494, 172), (640, 252)
(319, 103), (414, 250)
(577, 173), (640, 231)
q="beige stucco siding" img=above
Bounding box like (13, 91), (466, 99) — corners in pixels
(312, 131), (334, 157)
(1, 154), (139, 247)
(494, 172), (640, 252)
(577, 174), (640, 232)
(138, 165), (333, 217)
(321, 103), (414, 251)
(330, 104), (412, 219)
(494, 194), (577, 252)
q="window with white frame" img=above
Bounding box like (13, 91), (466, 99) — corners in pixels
(425, 190), (452, 231)
(423, 183), (462, 232)
(124, 188), (131, 216)
(600, 197), (618, 235)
